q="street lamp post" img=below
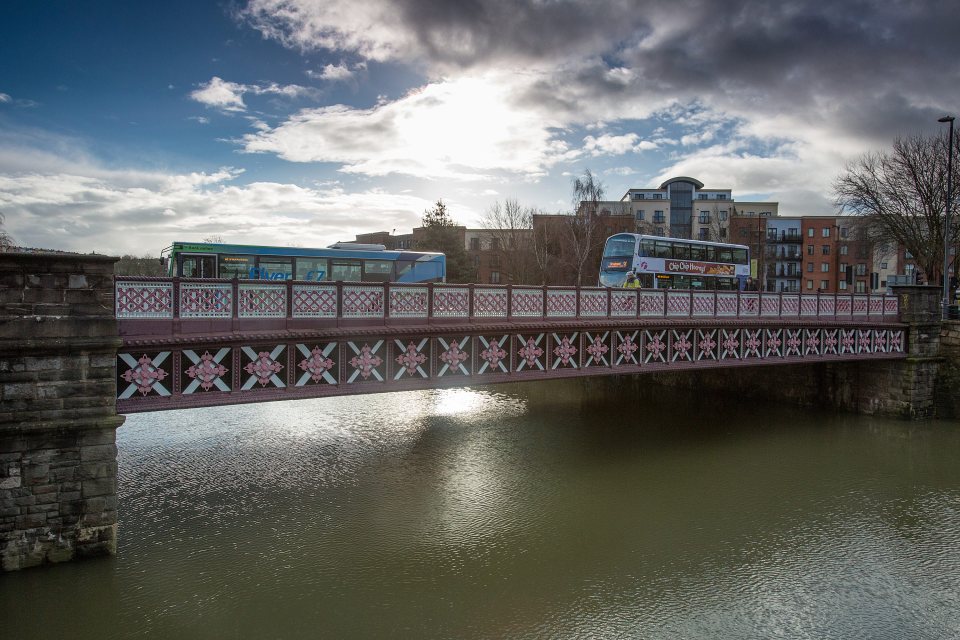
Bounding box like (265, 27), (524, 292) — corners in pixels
(940, 115), (955, 320)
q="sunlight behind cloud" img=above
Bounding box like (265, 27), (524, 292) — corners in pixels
(242, 73), (570, 180)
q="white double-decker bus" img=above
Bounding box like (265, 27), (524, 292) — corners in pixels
(599, 233), (750, 290)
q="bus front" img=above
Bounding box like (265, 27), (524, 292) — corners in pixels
(599, 234), (638, 287)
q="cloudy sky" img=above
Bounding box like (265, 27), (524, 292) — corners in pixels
(1, 0), (958, 255)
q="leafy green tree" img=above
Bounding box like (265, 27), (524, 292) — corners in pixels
(417, 199), (472, 283)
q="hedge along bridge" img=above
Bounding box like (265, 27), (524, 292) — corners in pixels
(115, 277), (906, 414)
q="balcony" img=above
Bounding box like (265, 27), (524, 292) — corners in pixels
(770, 232), (802, 244)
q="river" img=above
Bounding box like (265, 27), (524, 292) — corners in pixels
(2, 380), (959, 639)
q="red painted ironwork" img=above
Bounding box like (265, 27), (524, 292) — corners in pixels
(114, 278), (908, 414)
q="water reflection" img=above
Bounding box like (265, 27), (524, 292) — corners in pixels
(2, 381), (959, 639)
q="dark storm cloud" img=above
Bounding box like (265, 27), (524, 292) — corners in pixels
(244, 0), (960, 141)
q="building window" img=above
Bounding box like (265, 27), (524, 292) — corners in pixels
(807, 245), (814, 255)
(698, 212), (710, 223)
(698, 228), (709, 240)
(653, 211), (665, 223)
(822, 245), (830, 255)
(807, 262), (814, 272)
(855, 281), (866, 293)
(840, 227), (849, 238)
(840, 245), (849, 256)
(655, 227), (665, 236)
(822, 228), (831, 238)
(635, 210), (645, 220)
(905, 249), (914, 259)
(807, 279), (814, 289)
(489, 270), (500, 284)
(840, 262), (847, 273)
(840, 280), (848, 291)
(880, 261), (888, 269)
(470, 237), (480, 250)
(633, 193), (644, 200)
(856, 263), (867, 276)
(698, 194), (708, 200)
(808, 228), (814, 237)
(719, 210), (728, 220)
(653, 193), (662, 199)
(490, 237), (501, 250)
(821, 263), (830, 272)
(821, 280), (829, 290)
(717, 194), (727, 200)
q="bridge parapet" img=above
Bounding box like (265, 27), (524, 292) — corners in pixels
(116, 278), (900, 332)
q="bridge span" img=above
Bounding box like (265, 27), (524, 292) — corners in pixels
(115, 277), (905, 414)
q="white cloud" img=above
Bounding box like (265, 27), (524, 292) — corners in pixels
(190, 77), (248, 112)
(0, 93), (10, 103)
(242, 73), (574, 180)
(0, 146), (438, 253)
(583, 133), (658, 156)
(310, 63), (354, 81)
(189, 76), (315, 113)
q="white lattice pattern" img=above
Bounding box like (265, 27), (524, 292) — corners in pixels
(638, 291), (665, 316)
(853, 295), (869, 315)
(781, 295), (800, 316)
(692, 293), (714, 316)
(473, 288), (508, 317)
(239, 284), (287, 318)
(739, 294), (759, 316)
(432, 287), (469, 317)
(610, 291), (637, 317)
(512, 289), (543, 317)
(800, 296), (818, 316)
(343, 286), (385, 318)
(390, 287), (428, 318)
(818, 297), (836, 316)
(180, 283), (232, 318)
(761, 296), (780, 316)
(716, 293), (738, 316)
(292, 284), (337, 318)
(547, 290), (577, 317)
(884, 297), (899, 316)
(869, 297), (883, 315)
(116, 282), (173, 318)
(666, 292), (690, 316)
(579, 291), (608, 317)
(836, 296), (852, 316)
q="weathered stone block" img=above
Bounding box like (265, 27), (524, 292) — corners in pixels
(80, 444), (117, 461)
(82, 477), (116, 497)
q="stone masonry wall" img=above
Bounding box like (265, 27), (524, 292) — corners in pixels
(0, 252), (123, 571)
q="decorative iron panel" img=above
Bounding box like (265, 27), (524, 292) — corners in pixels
(116, 281), (173, 318)
(432, 287), (469, 318)
(343, 285), (385, 318)
(610, 290), (637, 317)
(579, 290), (608, 317)
(511, 289), (544, 317)
(180, 283), (232, 318)
(473, 287), (508, 318)
(546, 290), (578, 317)
(390, 287), (428, 318)
(292, 284), (338, 318)
(238, 283), (287, 318)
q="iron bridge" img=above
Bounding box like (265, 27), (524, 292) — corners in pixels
(114, 278), (906, 413)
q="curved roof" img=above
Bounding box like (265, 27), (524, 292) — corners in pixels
(658, 176), (704, 190)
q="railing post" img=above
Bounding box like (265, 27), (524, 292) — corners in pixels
(575, 284), (581, 318)
(384, 281), (392, 320)
(173, 277), (181, 319)
(336, 281), (344, 328)
(507, 284), (513, 317)
(286, 277), (294, 319)
(427, 282), (434, 320)
(606, 286), (612, 318)
(468, 283), (475, 318)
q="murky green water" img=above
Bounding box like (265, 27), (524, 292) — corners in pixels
(3, 380), (960, 639)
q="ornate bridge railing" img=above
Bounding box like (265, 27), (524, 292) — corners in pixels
(114, 278), (905, 414)
(116, 278), (899, 325)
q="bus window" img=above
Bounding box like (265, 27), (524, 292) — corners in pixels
(396, 260), (414, 281)
(717, 248), (733, 263)
(603, 236), (636, 257)
(255, 257), (293, 280)
(363, 260), (392, 282)
(705, 246), (716, 262)
(219, 254), (254, 279)
(655, 241), (672, 258)
(732, 248), (748, 264)
(690, 245), (706, 261)
(330, 260), (362, 281)
(410, 260), (442, 283)
(296, 258), (328, 281)
(181, 254), (216, 278)
(640, 239), (656, 256)
(673, 243), (690, 259)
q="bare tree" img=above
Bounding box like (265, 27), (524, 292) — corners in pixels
(834, 131), (960, 284)
(0, 214), (15, 251)
(480, 198), (538, 284)
(564, 169), (608, 285)
(203, 234), (225, 244)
